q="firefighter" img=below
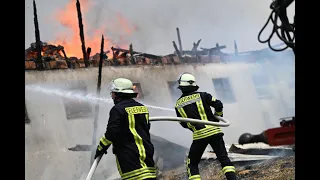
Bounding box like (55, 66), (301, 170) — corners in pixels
(94, 78), (157, 180)
(174, 72), (237, 180)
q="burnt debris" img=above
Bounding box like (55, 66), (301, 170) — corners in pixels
(33, 0), (44, 70)
(76, 0), (89, 67)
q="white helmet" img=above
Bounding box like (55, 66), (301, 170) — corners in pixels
(108, 78), (136, 94)
(177, 72), (197, 87)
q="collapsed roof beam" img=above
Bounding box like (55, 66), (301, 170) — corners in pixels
(176, 27), (183, 56)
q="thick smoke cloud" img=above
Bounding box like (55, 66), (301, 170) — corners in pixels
(25, 57), (295, 180)
(25, 0), (295, 179)
(25, 0), (295, 54)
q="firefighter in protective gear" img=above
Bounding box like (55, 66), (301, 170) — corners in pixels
(94, 78), (157, 180)
(175, 73), (237, 180)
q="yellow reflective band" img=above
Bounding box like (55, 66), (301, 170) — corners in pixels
(115, 155), (122, 175)
(222, 166), (236, 174)
(121, 167), (156, 179)
(215, 111), (223, 116)
(125, 172), (157, 180)
(178, 108), (188, 118)
(196, 101), (205, 121)
(189, 174), (201, 180)
(125, 106), (148, 115)
(212, 96), (216, 101)
(197, 100), (208, 121)
(194, 126), (221, 135)
(145, 113), (149, 124)
(125, 106), (149, 170)
(128, 114), (147, 168)
(195, 128), (222, 136)
(186, 158), (201, 179)
(193, 96), (223, 139)
(186, 158), (191, 177)
(176, 93), (223, 140)
(100, 136), (112, 146)
(193, 129), (223, 140)
(194, 130), (221, 140)
(97, 144), (102, 151)
(176, 93), (201, 107)
(178, 108), (198, 131)
(187, 122), (197, 132)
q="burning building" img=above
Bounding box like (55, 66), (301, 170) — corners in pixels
(25, 48), (295, 180)
(25, 42), (69, 70)
(24, 42), (112, 70)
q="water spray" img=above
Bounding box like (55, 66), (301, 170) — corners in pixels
(25, 84), (230, 127)
(25, 84), (230, 123)
(25, 84), (174, 112)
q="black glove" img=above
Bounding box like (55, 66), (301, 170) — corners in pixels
(214, 111), (223, 117)
(94, 144), (108, 159)
(213, 112), (223, 122)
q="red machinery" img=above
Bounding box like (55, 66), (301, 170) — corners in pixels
(238, 116), (295, 149)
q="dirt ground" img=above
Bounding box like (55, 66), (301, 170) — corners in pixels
(160, 156), (295, 180)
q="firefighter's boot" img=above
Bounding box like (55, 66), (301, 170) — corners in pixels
(225, 172), (237, 180)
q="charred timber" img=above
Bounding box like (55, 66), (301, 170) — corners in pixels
(90, 35), (104, 165)
(86, 47), (92, 60)
(139, 53), (162, 59)
(111, 46), (162, 59)
(76, 0), (89, 67)
(129, 44), (135, 64)
(192, 39), (202, 52)
(61, 48), (73, 69)
(176, 27), (183, 55)
(33, 0), (43, 70)
(192, 39), (202, 62)
(200, 46), (226, 52)
(178, 50), (210, 56)
(111, 47), (120, 65)
(172, 41), (183, 61)
(111, 47), (142, 55)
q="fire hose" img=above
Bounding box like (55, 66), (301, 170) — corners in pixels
(85, 115), (230, 180)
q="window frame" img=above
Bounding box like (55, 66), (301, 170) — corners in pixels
(212, 77), (236, 103)
(63, 85), (93, 120)
(251, 73), (273, 99)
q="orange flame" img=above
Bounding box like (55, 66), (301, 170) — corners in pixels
(49, 0), (136, 58)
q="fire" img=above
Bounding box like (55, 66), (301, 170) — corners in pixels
(49, 0), (136, 58)
(25, 42), (65, 61)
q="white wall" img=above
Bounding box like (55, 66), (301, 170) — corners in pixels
(25, 62), (294, 180)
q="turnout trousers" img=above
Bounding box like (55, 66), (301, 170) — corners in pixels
(114, 144), (157, 180)
(186, 133), (237, 180)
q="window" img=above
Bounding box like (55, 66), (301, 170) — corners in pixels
(63, 83), (93, 120)
(133, 82), (144, 99)
(25, 103), (30, 124)
(212, 78), (236, 103)
(252, 74), (272, 99)
(167, 81), (181, 102)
